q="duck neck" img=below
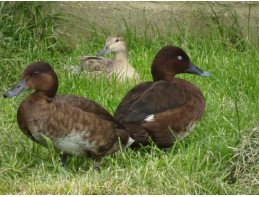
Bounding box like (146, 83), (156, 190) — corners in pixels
(114, 51), (128, 60)
(32, 81), (57, 102)
(152, 69), (176, 82)
(31, 91), (55, 103)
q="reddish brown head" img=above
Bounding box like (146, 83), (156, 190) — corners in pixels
(4, 62), (58, 99)
(151, 46), (210, 82)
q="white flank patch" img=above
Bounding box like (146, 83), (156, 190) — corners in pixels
(125, 137), (135, 148)
(144, 114), (155, 122)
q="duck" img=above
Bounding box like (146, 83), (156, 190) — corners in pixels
(114, 46), (210, 148)
(4, 61), (134, 170)
(72, 35), (140, 83)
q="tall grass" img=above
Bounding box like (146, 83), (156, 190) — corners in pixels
(0, 1), (71, 91)
(0, 2), (258, 195)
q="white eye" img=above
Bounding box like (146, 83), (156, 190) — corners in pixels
(178, 56), (183, 60)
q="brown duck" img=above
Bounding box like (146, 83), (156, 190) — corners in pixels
(114, 46), (210, 148)
(4, 62), (134, 170)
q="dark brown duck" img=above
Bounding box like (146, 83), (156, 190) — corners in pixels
(4, 62), (134, 169)
(114, 46), (210, 148)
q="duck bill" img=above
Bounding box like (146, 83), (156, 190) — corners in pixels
(96, 46), (110, 56)
(4, 78), (29, 98)
(186, 62), (211, 77)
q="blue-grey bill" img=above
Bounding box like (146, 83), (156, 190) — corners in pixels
(186, 62), (211, 77)
(96, 46), (110, 56)
(4, 78), (29, 98)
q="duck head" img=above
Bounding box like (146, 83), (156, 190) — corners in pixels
(151, 46), (210, 82)
(96, 35), (127, 56)
(4, 62), (58, 99)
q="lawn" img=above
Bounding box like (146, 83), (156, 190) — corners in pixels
(0, 2), (258, 194)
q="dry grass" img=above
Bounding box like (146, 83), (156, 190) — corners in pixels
(228, 126), (259, 193)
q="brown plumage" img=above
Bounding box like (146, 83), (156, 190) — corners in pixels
(54, 94), (114, 122)
(4, 62), (134, 169)
(114, 46), (210, 148)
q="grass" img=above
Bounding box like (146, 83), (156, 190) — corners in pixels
(0, 2), (258, 195)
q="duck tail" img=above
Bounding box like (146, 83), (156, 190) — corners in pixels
(115, 129), (134, 148)
(118, 123), (150, 148)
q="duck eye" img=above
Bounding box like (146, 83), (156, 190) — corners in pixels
(178, 56), (183, 60)
(115, 39), (119, 42)
(32, 71), (39, 76)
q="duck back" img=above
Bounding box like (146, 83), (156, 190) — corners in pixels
(54, 94), (114, 122)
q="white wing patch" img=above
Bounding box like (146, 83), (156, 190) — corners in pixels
(144, 114), (155, 122)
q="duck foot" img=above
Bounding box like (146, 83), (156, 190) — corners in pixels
(60, 154), (68, 167)
(94, 162), (100, 172)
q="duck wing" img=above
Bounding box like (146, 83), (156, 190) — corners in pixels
(114, 81), (153, 122)
(54, 95), (114, 122)
(115, 80), (188, 123)
(79, 56), (114, 73)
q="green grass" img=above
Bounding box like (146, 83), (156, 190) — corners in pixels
(0, 2), (258, 195)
